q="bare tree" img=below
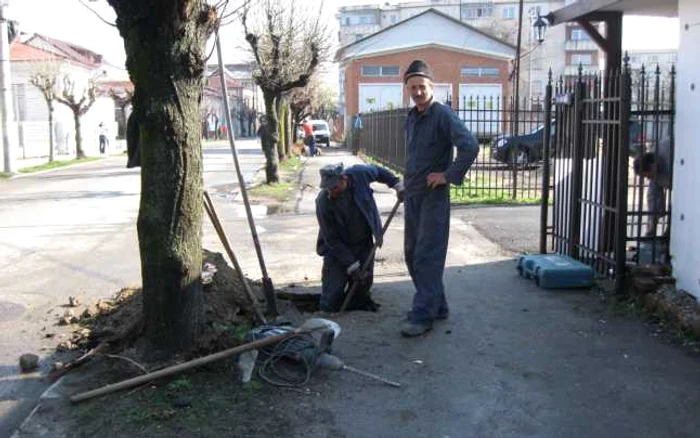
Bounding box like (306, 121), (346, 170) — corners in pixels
(109, 87), (133, 138)
(29, 63), (60, 162)
(55, 76), (97, 159)
(242, 0), (330, 182)
(107, 0), (218, 355)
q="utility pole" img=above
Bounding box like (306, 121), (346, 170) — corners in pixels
(511, 0), (524, 199)
(0, 0), (14, 173)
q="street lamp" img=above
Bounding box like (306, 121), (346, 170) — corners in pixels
(533, 13), (552, 44)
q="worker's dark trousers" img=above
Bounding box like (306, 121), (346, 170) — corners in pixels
(320, 242), (374, 312)
(404, 186), (450, 323)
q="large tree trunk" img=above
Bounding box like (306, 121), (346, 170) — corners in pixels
(262, 92), (280, 183)
(73, 111), (85, 159)
(48, 106), (54, 163)
(109, 0), (216, 354)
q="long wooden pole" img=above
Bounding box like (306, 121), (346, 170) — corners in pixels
(215, 32), (278, 316)
(203, 190), (267, 324)
(70, 327), (307, 404)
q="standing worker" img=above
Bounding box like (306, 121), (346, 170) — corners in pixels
(401, 59), (480, 337)
(302, 118), (316, 157)
(316, 163), (404, 312)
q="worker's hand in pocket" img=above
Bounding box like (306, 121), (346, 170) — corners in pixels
(426, 172), (447, 189)
(392, 180), (405, 202)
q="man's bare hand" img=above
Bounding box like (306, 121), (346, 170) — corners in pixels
(426, 172), (447, 189)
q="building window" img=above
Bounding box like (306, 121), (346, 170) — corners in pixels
(461, 66), (500, 77)
(571, 54), (593, 66)
(12, 84), (26, 122)
(343, 17), (351, 26)
(570, 29), (590, 41)
(502, 7), (515, 19)
(391, 15), (398, 24)
(362, 65), (400, 77)
(359, 15), (375, 24)
(461, 6), (492, 19)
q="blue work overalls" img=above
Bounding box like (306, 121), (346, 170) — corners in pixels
(404, 101), (479, 323)
(316, 165), (400, 311)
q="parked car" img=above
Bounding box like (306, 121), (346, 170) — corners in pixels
(490, 120), (651, 166)
(490, 123), (555, 166)
(310, 120), (331, 147)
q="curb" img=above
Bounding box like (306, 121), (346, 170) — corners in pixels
(7, 157), (113, 180)
(10, 375), (67, 438)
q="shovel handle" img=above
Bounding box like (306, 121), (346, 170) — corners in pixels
(340, 199), (402, 313)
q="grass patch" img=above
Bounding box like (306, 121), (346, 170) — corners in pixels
(279, 155), (301, 171)
(18, 157), (102, 174)
(0, 172), (10, 179)
(248, 181), (295, 202)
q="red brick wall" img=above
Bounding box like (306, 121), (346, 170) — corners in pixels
(344, 47), (511, 117)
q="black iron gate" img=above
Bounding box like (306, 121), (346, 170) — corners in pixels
(541, 61), (675, 293)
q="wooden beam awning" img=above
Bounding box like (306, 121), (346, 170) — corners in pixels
(549, 0), (619, 25)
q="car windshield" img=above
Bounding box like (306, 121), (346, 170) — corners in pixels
(312, 124), (327, 131)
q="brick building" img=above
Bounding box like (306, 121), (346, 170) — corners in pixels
(336, 8), (515, 130)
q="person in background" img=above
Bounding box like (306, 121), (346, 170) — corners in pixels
(315, 162), (404, 312)
(633, 138), (672, 237)
(98, 122), (109, 154)
(302, 117), (316, 157)
(400, 59), (480, 337)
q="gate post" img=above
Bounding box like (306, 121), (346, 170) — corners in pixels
(568, 69), (586, 259)
(614, 60), (632, 294)
(539, 70), (553, 254)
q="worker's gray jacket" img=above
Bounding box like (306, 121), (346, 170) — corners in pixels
(404, 101), (479, 194)
(316, 164), (399, 268)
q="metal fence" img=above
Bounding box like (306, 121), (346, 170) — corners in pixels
(541, 63), (675, 292)
(357, 96), (549, 202)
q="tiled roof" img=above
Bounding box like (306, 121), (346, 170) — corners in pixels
(21, 34), (103, 68)
(10, 41), (66, 62)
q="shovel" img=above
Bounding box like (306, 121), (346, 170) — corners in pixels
(339, 199), (402, 313)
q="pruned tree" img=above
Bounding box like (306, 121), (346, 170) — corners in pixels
(29, 63), (60, 162)
(55, 76), (97, 159)
(106, 0), (218, 355)
(242, 0), (330, 182)
(109, 87), (134, 138)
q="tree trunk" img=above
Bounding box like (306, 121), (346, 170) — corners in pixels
(275, 97), (285, 161)
(109, 0), (215, 354)
(73, 110), (85, 159)
(262, 92), (280, 183)
(48, 105), (54, 163)
(284, 103), (292, 157)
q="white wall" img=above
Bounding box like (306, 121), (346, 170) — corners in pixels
(670, 0), (700, 298)
(11, 60), (117, 158)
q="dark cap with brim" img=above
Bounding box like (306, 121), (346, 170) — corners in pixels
(404, 59), (434, 83)
(320, 162), (344, 189)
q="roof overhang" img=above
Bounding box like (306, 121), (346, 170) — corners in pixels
(549, 0), (678, 25)
(338, 43), (513, 66)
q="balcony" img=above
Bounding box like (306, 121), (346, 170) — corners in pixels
(564, 65), (601, 76)
(565, 40), (599, 51)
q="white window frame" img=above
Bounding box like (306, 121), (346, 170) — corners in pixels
(503, 7), (515, 19)
(571, 54), (593, 66)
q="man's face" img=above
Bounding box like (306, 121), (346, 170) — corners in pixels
(406, 76), (434, 109)
(328, 175), (348, 199)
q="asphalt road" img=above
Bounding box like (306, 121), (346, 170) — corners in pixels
(0, 138), (264, 437)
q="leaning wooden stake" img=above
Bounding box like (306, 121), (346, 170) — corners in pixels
(203, 190), (267, 325)
(70, 320), (330, 404)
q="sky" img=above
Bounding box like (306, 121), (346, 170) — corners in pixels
(7, 0), (680, 74)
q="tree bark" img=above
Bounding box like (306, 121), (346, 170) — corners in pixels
(109, 0), (217, 354)
(262, 91), (280, 183)
(275, 97), (284, 161)
(48, 105), (54, 163)
(73, 110), (85, 159)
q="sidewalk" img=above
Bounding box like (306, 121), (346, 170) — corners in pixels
(14, 148), (700, 438)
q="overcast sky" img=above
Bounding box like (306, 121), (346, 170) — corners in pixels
(8, 0), (679, 73)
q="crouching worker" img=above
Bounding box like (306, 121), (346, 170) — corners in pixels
(316, 163), (404, 312)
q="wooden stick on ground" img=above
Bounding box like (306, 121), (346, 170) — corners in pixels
(203, 191), (267, 325)
(70, 322), (327, 404)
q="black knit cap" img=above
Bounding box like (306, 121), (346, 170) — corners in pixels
(404, 59), (434, 83)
